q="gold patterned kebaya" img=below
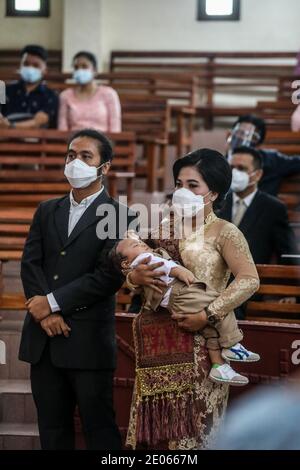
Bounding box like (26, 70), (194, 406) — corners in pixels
(126, 212), (259, 450)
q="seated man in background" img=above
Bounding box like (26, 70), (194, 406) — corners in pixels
(226, 114), (300, 197)
(219, 146), (298, 265)
(218, 146), (298, 318)
(0, 45), (58, 129)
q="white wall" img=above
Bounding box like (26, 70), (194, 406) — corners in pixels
(0, 0), (63, 50)
(1, 0), (300, 70)
(100, 0), (300, 68)
(63, 0), (102, 71)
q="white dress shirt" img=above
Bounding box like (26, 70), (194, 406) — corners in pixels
(47, 187), (104, 313)
(232, 189), (257, 222)
(131, 252), (178, 308)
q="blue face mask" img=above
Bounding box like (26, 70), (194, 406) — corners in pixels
(20, 66), (43, 84)
(73, 69), (94, 85)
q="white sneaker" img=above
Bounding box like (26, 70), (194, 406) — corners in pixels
(222, 343), (260, 363)
(209, 363), (249, 386)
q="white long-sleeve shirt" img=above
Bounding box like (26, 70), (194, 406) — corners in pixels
(131, 252), (178, 308)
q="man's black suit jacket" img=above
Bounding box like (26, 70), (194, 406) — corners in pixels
(19, 190), (136, 369)
(218, 190), (298, 265)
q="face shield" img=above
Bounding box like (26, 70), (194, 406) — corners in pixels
(227, 123), (261, 155)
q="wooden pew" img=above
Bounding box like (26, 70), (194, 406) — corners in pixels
(120, 95), (170, 192)
(0, 129), (137, 203)
(109, 50), (297, 126)
(264, 130), (300, 155)
(110, 51), (296, 84)
(230, 320), (300, 401)
(0, 49), (62, 72)
(255, 100), (295, 131)
(104, 73), (197, 158)
(246, 264), (300, 323)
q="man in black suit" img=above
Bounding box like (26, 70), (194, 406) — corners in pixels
(226, 115), (300, 196)
(219, 146), (298, 265)
(219, 146), (298, 319)
(19, 129), (138, 450)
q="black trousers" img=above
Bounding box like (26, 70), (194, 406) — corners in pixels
(30, 344), (121, 450)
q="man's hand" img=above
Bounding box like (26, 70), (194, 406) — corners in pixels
(171, 310), (208, 332)
(40, 314), (71, 338)
(0, 116), (10, 128)
(130, 256), (167, 293)
(26, 295), (51, 322)
(170, 266), (195, 286)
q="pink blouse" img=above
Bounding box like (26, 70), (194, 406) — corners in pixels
(58, 86), (122, 132)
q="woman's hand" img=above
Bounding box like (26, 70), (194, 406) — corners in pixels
(171, 310), (208, 332)
(130, 256), (167, 293)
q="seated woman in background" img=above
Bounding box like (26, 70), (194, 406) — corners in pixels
(58, 51), (121, 132)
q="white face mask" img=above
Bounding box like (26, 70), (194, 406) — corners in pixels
(231, 168), (256, 193)
(172, 187), (211, 218)
(73, 69), (94, 85)
(20, 66), (43, 84)
(64, 159), (105, 189)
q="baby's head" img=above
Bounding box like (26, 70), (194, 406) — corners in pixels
(109, 237), (152, 273)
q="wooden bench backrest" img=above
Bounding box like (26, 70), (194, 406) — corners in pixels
(120, 95), (170, 140)
(263, 130), (300, 155)
(0, 129), (136, 173)
(0, 49), (62, 72)
(110, 50), (296, 73)
(246, 264), (300, 322)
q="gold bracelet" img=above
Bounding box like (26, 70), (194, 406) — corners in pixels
(126, 271), (139, 290)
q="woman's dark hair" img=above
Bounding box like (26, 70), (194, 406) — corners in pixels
(73, 51), (98, 70)
(68, 128), (113, 163)
(233, 114), (266, 145)
(173, 148), (232, 210)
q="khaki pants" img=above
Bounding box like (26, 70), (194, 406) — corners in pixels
(143, 279), (243, 351)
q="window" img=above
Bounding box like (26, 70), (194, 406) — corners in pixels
(6, 0), (50, 17)
(197, 0), (240, 21)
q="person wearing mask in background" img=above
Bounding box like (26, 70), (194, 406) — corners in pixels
(219, 146), (298, 318)
(226, 115), (300, 197)
(219, 146), (297, 265)
(58, 51), (121, 132)
(0, 45), (58, 129)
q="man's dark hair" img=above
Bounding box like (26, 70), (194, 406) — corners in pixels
(108, 242), (127, 273)
(73, 51), (98, 71)
(232, 146), (263, 170)
(232, 114), (266, 145)
(21, 45), (48, 63)
(68, 129), (113, 163)
(173, 148), (232, 210)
